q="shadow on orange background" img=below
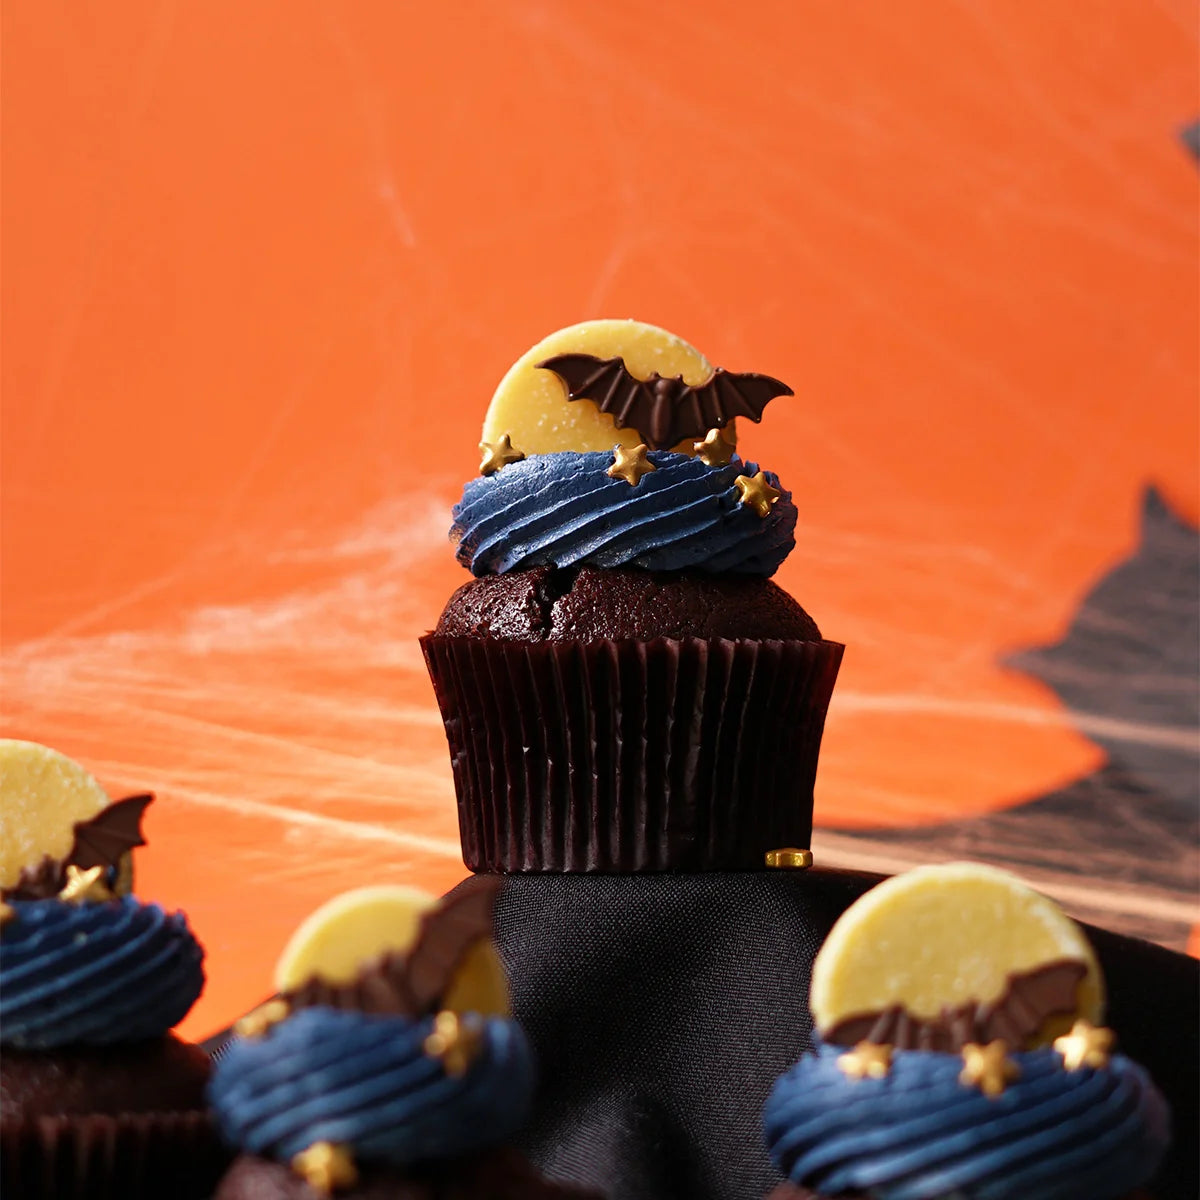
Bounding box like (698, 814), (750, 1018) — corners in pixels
(3, 2), (1197, 1036)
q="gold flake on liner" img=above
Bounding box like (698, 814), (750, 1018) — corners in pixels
(1054, 1019), (1114, 1071)
(291, 1141), (358, 1196)
(693, 427), (736, 467)
(607, 443), (657, 487)
(57, 865), (116, 905)
(837, 1041), (893, 1080)
(423, 1009), (485, 1077)
(734, 471), (781, 517)
(479, 434), (525, 476)
(234, 997), (291, 1040)
(960, 1040), (1020, 1097)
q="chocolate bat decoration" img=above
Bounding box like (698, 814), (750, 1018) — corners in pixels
(0, 793), (154, 901)
(285, 876), (504, 1019)
(537, 353), (793, 449)
(825, 959), (1088, 1052)
(405, 875), (502, 1014)
(66, 793), (154, 872)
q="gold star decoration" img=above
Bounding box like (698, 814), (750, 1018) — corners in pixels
(479, 434), (525, 476)
(0, 901), (15, 929)
(423, 1010), (485, 1078)
(57, 865), (116, 905)
(1054, 1019), (1115, 1071)
(234, 997), (291, 1040)
(291, 1142), (358, 1196)
(607, 443), (657, 487)
(837, 1041), (893, 1080)
(960, 1040), (1020, 1098)
(693, 427), (736, 467)
(733, 471), (781, 517)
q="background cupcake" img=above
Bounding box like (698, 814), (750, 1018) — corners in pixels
(208, 880), (602, 1198)
(763, 862), (1171, 1200)
(0, 739), (227, 1200)
(421, 319), (843, 872)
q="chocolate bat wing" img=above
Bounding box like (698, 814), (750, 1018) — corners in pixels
(694, 370), (794, 438)
(538, 353), (792, 449)
(284, 954), (422, 1018)
(66, 793), (154, 872)
(538, 353), (657, 439)
(405, 875), (504, 1015)
(978, 958), (1088, 1048)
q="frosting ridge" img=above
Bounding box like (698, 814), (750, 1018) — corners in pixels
(764, 1043), (1169, 1200)
(209, 1007), (534, 1166)
(0, 897), (205, 1048)
(452, 450), (796, 577)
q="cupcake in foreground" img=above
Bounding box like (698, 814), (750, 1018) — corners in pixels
(421, 318), (843, 871)
(0, 739), (226, 1200)
(763, 862), (1171, 1200)
(209, 881), (602, 1198)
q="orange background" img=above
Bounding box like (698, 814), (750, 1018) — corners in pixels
(3, 1), (1197, 1037)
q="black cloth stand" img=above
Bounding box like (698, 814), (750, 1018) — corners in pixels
(459, 868), (1198, 1200)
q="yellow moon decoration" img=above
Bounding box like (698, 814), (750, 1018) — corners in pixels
(810, 861), (1104, 1048)
(482, 318), (732, 457)
(0, 740), (114, 891)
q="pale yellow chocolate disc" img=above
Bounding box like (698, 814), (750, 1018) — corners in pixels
(274, 885), (510, 1017)
(0, 740), (112, 890)
(810, 862), (1104, 1047)
(482, 318), (727, 457)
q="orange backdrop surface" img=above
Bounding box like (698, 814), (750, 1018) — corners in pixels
(3, 1), (1197, 1037)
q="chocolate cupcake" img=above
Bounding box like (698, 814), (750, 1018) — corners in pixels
(0, 740), (227, 1200)
(421, 319), (843, 872)
(208, 880), (601, 1199)
(762, 863), (1171, 1199)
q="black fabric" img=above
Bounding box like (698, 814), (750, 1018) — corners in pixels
(460, 869), (1199, 1200)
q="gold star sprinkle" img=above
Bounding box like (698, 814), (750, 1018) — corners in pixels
(234, 997), (291, 1040)
(693, 427), (736, 467)
(607, 443), (657, 487)
(479, 434), (525, 476)
(291, 1142), (358, 1196)
(733, 471), (781, 517)
(423, 1010), (485, 1077)
(837, 1041), (893, 1080)
(960, 1041), (1020, 1098)
(1054, 1019), (1115, 1071)
(57, 865), (116, 905)
(0, 902), (15, 929)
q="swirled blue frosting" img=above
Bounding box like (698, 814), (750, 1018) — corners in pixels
(764, 1043), (1169, 1200)
(0, 897), (205, 1049)
(209, 1007), (534, 1166)
(452, 451), (796, 576)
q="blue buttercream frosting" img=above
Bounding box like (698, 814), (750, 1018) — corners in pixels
(0, 897), (205, 1049)
(764, 1043), (1170, 1200)
(452, 450), (796, 577)
(209, 1007), (535, 1166)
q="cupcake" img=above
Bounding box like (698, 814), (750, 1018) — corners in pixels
(208, 880), (602, 1198)
(762, 863), (1171, 1200)
(421, 318), (843, 871)
(0, 739), (227, 1200)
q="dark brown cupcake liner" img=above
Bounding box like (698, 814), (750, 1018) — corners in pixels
(1, 1109), (229, 1200)
(420, 635), (843, 871)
